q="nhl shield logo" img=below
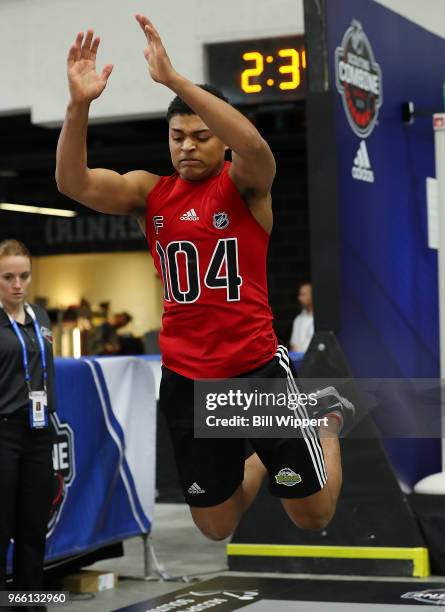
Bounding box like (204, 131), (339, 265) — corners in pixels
(213, 212), (229, 230)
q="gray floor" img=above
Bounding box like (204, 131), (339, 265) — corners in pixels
(52, 503), (445, 612)
(58, 503), (228, 612)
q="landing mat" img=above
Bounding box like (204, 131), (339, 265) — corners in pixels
(115, 575), (445, 611)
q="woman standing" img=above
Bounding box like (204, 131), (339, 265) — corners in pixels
(0, 240), (56, 599)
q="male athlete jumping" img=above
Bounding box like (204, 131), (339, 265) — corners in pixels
(56, 14), (350, 540)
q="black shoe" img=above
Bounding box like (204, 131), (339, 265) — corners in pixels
(311, 386), (356, 432)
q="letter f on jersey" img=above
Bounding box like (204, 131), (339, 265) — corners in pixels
(153, 216), (164, 235)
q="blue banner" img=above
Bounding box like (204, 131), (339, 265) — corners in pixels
(7, 357), (157, 570)
(326, 0), (445, 486)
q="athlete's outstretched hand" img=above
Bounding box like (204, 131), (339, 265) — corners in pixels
(135, 14), (178, 86)
(67, 30), (113, 104)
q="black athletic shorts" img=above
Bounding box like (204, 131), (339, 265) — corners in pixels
(159, 345), (327, 507)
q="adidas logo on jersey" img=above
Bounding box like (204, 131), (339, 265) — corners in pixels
(188, 482), (206, 494)
(180, 208), (200, 221)
(352, 140), (375, 183)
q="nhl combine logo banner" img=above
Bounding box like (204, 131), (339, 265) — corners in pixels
(335, 20), (383, 138)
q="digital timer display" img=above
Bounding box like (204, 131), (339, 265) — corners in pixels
(206, 36), (307, 104)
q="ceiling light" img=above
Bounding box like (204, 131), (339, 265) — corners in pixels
(0, 203), (77, 217)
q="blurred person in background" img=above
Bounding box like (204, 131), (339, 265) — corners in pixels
(87, 311), (133, 355)
(144, 328), (161, 354)
(0, 239), (57, 610)
(289, 282), (314, 353)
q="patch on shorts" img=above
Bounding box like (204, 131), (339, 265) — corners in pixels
(275, 468), (302, 487)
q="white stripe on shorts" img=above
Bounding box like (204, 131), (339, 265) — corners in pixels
(275, 345), (327, 487)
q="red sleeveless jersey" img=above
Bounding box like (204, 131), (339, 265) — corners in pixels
(145, 161), (277, 379)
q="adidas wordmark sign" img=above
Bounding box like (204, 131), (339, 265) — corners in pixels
(352, 140), (375, 183)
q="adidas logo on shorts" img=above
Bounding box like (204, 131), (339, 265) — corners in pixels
(180, 208), (200, 221)
(188, 482), (206, 494)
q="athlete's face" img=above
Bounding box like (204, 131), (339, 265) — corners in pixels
(0, 255), (31, 308)
(168, 114), (227, 181)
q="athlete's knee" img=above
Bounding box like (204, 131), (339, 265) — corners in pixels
(196, 521), (236, 541)
(191, 508), (239, 541)
(291, 511), (334, 531)
(283, 497), (336, 531)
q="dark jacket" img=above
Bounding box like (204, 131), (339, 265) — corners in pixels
(0, 304), (56, 415)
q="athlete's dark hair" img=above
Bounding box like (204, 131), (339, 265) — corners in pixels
(166, 84), (229, 122)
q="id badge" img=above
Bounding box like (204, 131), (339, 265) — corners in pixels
(29, 391), (48, 429)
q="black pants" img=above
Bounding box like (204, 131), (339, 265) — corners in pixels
(0, 410), (54, 592)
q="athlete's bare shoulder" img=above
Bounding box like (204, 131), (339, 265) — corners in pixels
(123, 169), (161, 212)
(72, 167), (162, 217)
(126, 170), (162, 236)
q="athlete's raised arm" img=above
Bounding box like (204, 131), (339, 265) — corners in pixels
(56, 30), (158, 216)
(135, 15), (276, 201)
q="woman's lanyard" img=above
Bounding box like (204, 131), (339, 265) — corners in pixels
(5, 304), (48, 395)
